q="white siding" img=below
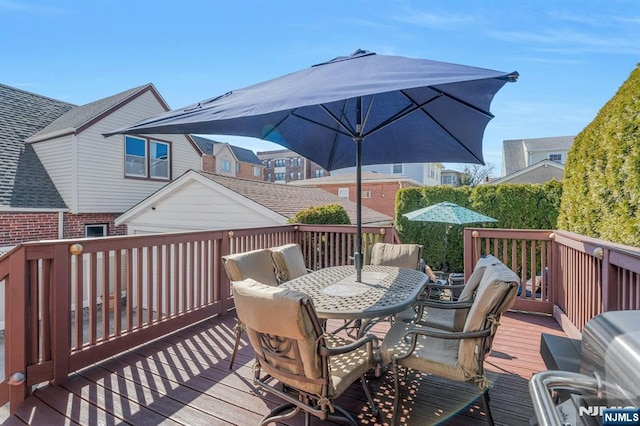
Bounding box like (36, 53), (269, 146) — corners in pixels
(76, 91), (202, 213)
(31, 136), (74, 208)
(124, 179), (286, 234)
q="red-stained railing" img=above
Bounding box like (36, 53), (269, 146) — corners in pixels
(0, 224), (396, 413)
(464, 228), (640, 337)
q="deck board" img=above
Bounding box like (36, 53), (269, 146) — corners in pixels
(2, 310), (565, 425)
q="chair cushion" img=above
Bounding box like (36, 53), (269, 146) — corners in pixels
(458, 262), (518, 374)
(270, 243), (308, 282)
(232, 279), (322, 383)
(381, 322), (467, 383)
(223, 249), (279, 286)
(453, 254), (501, 330)
(370, 243), (421, 270)
(324, 334), (374, 397)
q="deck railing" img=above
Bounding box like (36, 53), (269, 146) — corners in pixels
(0, 224), (396, 413)
(464, 228), (640, 338)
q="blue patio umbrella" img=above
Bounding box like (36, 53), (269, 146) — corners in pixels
(106, 49), (517, 281)
(404, 202), (498, 271)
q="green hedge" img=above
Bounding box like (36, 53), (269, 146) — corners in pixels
(396, 181), (563, 272)
(557, 65), (640, 247)
(289, 203), (351, 225)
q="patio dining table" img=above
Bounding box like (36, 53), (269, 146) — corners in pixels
(280, 265), (428, 335)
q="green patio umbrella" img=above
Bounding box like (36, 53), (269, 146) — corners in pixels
(403, 202), (498, 272)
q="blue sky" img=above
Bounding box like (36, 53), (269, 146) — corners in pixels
(1, 0), (638, 176)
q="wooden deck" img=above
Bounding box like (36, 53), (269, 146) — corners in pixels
(2, 310), (565, 426)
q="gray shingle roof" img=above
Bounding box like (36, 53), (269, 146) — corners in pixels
(29, 84), (152, 140)
(196, 171), (392, 224)
(192, 136), (263, 166)
(0, 84), (75, 208)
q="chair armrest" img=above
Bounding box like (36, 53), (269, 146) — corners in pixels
(403, 325), (492, 340)
(414, 299), (474, 310)
(320, 333), (379, 356)
(425, 282), (466, 290)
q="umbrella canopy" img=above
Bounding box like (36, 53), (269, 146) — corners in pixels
(403, 202), (498, 225)
(404, 202), (497, 272)
(107, 49), (517, 280)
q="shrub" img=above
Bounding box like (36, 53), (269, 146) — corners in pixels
(289, 204), (351, 225)
(557, 65), (640, 247)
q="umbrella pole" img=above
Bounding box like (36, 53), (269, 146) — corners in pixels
(354, 136), (363, 282)
(354, 97), (363, 282)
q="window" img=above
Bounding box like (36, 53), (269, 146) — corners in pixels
(297, 157), (302, 166)
(236, 163), (241, 173)
(392, 164), (403, 174)
(315, 169), (324, 177)
(253, 166), (261, 177)
(274, 159), (286, 167)
(549, 153), (563, 163)
(267, 160), (271, 168)
(442, 175), (453, 185)
(85, 224), (107, 238)
(361, 190), (372, 199)
(338, 188), (349, 198)
(290, 172), (295, 180)
(125, 136), (170, 179)
(274, 172), (285, 181)
(266, 173), (271, 181)
(290, 158), (295, 166)
(297, 171), (302, 180)
(221, 160), (232, 172)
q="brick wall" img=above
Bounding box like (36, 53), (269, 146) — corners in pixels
(63, 213), (127, 239)
(0, 212), (60, 246)
(202, 154), (215, 173)
(314, 182), (402, 218)
(0, 212), (127, 246)
(236, 163), (264, 181)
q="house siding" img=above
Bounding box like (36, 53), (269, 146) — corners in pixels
(74, 91), (201, 213)
(124, 179), (285, 234)
(30, 136), (75, 208)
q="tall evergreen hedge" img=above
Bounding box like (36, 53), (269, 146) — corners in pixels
(557, 65), (640, 247)
(396, 181), (563, 271)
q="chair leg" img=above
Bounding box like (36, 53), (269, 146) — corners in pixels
(229, 328), (243, 370)
(482, 389), (495, 426)
(391, 362), (402, 426)
(360, 375), (380, 418)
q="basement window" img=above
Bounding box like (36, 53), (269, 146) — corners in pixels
(85, 224), (107, 238)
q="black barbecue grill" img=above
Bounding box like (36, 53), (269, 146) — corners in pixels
(530, 310), (640, 426)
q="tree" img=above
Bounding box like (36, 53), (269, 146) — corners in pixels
(459, 163), (495, 187)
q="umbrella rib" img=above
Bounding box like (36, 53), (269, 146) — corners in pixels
(361, 93), (442, 137)
(316, 105), (357, 137)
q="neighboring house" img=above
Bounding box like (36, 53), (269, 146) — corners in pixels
(115, 170), (392, 234)
(331, 162), (443, 186)
(257, 149), (329, 183)
(0, 83), (203, 248)
(441, 169), (464, 187)
(193, 136), (264, 181)
(488, 159), (564, 185)
(502, 136), (574, 177)
(287, 171), (422, 219)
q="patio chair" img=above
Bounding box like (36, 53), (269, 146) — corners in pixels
(381, 260), (519, 425)
(395, 254), (501, 328)
(222, 248), (279, 369)
(269, 243), (311, 282)
(232, 278), (382, 425)
(369, 242), (425, 271)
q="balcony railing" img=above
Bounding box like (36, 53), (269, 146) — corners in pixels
(1, 224), (639, 414)
(0, 224), (396, 413)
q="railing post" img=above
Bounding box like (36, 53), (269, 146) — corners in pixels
(549, 233), (561, 308)
(463, 229), (474, 282)
(50, 244), (71, 385)
(220, 230), (232, 312)
(600, 247), (618, 312)
(6, 247), (28, 413)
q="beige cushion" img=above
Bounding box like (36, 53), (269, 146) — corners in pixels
(233, 278), (373, 398)
(232, 279), (322, 389)
(458, 262), (519, 374)
(452, 254), (501, 330)
(270, 243), (308, 282)
(222, 249), (279, 286)
(370, 243), (422, 270)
